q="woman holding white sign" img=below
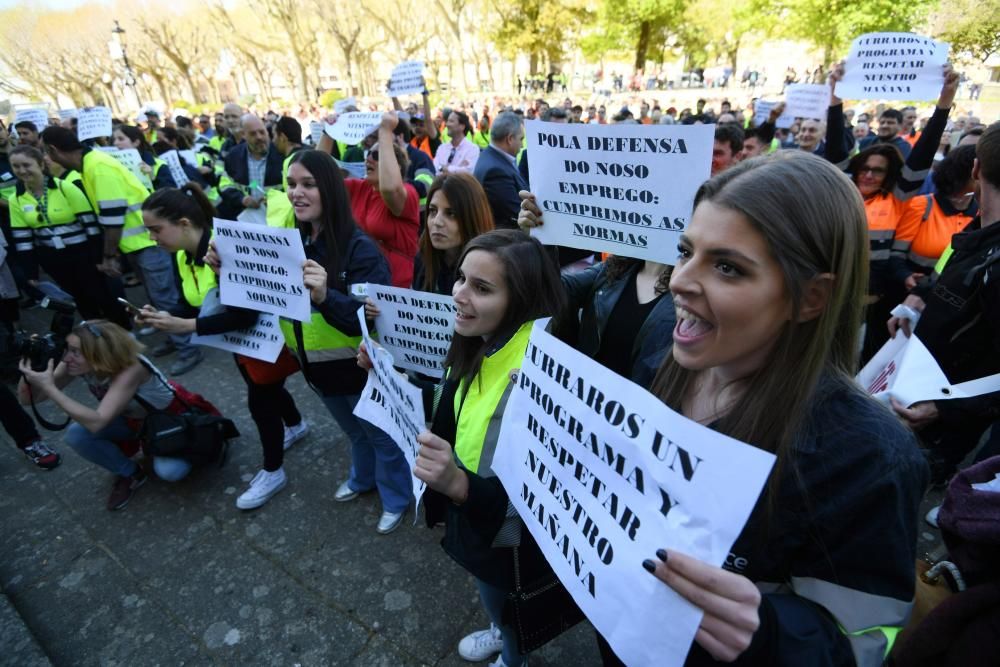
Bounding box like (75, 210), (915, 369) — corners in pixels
(825, 62), (958, 362)
(405, 230), (572, 666)
(279, 149), (412, 533)
(623, 153), (928, 666)
(138, 184), (310, 509)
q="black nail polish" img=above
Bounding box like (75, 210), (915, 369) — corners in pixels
(656, 549), (668, 563)
(642, 559), (656, 574)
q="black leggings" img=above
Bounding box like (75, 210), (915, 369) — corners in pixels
(235, 360), (302, 472)
(0, 383), (39, 448)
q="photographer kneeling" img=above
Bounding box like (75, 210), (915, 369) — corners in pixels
(17, 320), (191, 510)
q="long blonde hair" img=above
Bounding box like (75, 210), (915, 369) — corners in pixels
(650, 151), (868, 462)
(73, 320), (144, 378)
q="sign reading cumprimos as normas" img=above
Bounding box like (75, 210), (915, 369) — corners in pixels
(525, 120), (712, 263)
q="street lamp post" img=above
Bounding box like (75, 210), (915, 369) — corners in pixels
(109, 20), (139, 113)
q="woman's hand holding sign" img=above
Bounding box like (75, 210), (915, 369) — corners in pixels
(415, 431), (469, 504)
(302, 259), (328, 304)
(643, 549), (761, 663)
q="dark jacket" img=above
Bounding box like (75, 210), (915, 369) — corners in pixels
(296, 225), (391, 396)
(912, 217), (1000, 424)
(423, 373), (551, 591)
(219, 143), (285, 218)
(561, 261), (674, 389)
(693, 376), (927, 666)
(474, 145), (527, 230)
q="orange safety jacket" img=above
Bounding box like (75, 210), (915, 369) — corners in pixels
(890, 193), (978, 282)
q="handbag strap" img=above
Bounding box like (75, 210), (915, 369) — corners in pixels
(135, 356), (191, 412)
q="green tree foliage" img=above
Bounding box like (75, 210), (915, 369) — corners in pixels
(491, 0), (589, 74)
(584, 0), (688, 70)
(932, 0), (1000, 63)
(755, 0), (936, 63)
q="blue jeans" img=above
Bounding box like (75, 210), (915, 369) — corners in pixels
(321, 394), (412, 514)
(128, 246), (194, 355)
(476, 577), (526, 667)
(64, 416), (191, 481)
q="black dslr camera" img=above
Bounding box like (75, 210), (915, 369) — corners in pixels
(2, 297), (77, 372)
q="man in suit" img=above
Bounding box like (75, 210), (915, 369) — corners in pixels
(473, 111), (525, 230)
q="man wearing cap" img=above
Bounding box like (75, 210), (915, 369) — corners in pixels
(143, 110), (160, 144)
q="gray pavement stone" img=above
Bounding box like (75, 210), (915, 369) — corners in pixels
(0, 591), (51, 667)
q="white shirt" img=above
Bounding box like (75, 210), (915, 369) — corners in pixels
(433, 138), (480, 174)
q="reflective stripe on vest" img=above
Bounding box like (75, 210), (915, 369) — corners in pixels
(791, 575), (910, 666)
(280, 313), (361, 363)
(176, 248), (218, 308)
(453, 321), (533, 474)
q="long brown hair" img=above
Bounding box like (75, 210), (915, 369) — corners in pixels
(650, 151), (868, 468)
(445, 230), (565, 392)
(419, 173), (494, 292)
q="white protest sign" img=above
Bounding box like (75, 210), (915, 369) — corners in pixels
(76, 106), (112, 141)
(836, 32), (950, 101)
(14, 106), (49, 131)
(352, 307), (428, 513)
(334, 97), (357, 114)
(783, 84), (830, 121)
(335, 158), (368, 179)
(492, 321), (775, 666)
(525, 120), (712, 263)
(190, 290), (285, 362)
(236, 206), (268, 226)
(752, 99), (777, 127)
(324, 112), (383, 145)
(178, 149), (198, 168)
(97, 147), (153, 190)
(309, 120), (324, 145)
(857, 334), (1000, 407)
(214, 217), (310, 322)
(160, 150), (189, 188)
(58, 108), (78, 121)
(387, 60), (425, 97)
(367, 284), (455, 378)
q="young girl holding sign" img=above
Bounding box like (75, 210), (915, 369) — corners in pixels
(362, 230), (570, 666)
(211, 150), (413, 533)
(625, 152), (928, 666)
(136, 184), (309, 509)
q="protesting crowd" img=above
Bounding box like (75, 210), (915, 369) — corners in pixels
(1, 38), (998, 667)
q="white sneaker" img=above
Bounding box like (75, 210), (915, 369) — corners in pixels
(283, 420), (309, 451)
(488, 657), (526, 667)
(236, 468), (287, 510)
(458, 624), (503, 661)
(334, 480), (359, 502)
(376, 510), (405, 534)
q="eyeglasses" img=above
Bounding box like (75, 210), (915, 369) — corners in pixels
(858, 166), (888, 176)
(79, 320), (103, 338)
(367, 150), (379, 162)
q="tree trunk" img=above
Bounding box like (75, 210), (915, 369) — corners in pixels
(634, 20), (651, 72)
(529, 52), (538, 76)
